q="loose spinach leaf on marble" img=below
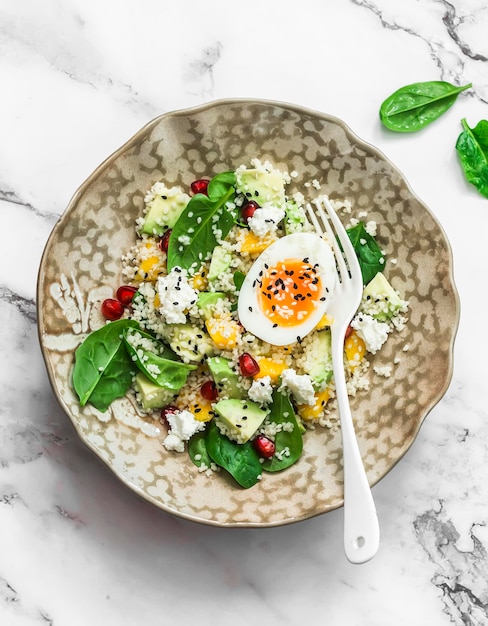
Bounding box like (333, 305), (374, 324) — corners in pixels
(455, 118), (488, 199)
(72, 319), (139, 411)
(379, 81), (472, 132)
(261, 390), (303, 472)
(167, 172), (236, 274)
(123, 327), (197, 391)
(346, 222), (385, 285)
(205, 421), (262, 488)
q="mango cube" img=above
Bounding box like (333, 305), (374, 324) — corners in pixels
(297, 388), (331, 421)
(205, 315), (240, 350)
(190, 398), (215, 422)
(240, 231), (277, 255)
(254, 358), (288, 384)
(344, 330), (366, 371)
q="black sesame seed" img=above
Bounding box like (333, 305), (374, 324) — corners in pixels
(248, 306), (253, 312)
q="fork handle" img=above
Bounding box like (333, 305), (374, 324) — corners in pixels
(332, 333), (380, 564)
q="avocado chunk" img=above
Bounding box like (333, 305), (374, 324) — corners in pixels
(164, 323), (214, 363)
(141, 185), (190, 236)
(302, 329), (333, 391)
(134, 371), (176, 410)
(284, 200), (307, 234)
(207, 246), (232, 282)
(196, 292), (227, 320)
(213, 398), (269, 443)
(207, 356), (245, 399)
(362, 272), (406, 321)
(236, 168), (286, 207)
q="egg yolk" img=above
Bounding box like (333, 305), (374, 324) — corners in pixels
(257, 258), (324, 327)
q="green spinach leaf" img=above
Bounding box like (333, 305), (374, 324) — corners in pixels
(188, 430), (212, 469)
(167, 172), (236, 274)
(261, 390), (303, 472)
(123, 327), (197, 390)
(346, 222), (385, 285)
(207, 170), (236, 202)
(205, 421), (262, 488)
(379, 81), (471, 132)
(233, 270), (246, 291)
(455, 118), (488, 198)
(72, 319), (139, 411)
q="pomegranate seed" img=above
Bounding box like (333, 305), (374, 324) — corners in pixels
(190, 179), (210, 195)
(160, 405), (179, 426)
(101, 298), (124, 321)
(238, 353), (260, 377)
(253, 435), (275, 458)
(241, 200), (259, 223)
(159, 229), (172, 253)
(116, 285), (137, 306)
(201, 380), (218, 401)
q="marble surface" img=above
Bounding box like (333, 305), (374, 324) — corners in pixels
(1, 0), (488, 624)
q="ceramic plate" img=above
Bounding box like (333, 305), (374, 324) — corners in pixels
(37, 100), (459, 527)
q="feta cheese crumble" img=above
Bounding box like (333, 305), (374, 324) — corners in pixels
(248, 376), (274, 404)
(163, 409), (205, 453)
(156, 267), (198, 324)
(279, 369), (315, 406)
(351, 313), (390, 354)
(248, 205), (285, 237)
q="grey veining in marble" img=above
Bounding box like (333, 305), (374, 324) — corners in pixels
(1, 0), (488, 624)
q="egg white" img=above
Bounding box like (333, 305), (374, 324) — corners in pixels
(237, 232), (337, 346)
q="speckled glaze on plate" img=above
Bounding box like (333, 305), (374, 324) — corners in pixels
(37, 100), (459, 527)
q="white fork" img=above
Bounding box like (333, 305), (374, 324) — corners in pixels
(305, 197), (380, 564)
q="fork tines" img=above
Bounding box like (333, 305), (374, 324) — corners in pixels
(305, 197), (353, 283)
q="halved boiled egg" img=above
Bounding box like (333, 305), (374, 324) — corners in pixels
(237, 232), (336, 346)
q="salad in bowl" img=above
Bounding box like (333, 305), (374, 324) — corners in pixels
(71, 158), (408, 489)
